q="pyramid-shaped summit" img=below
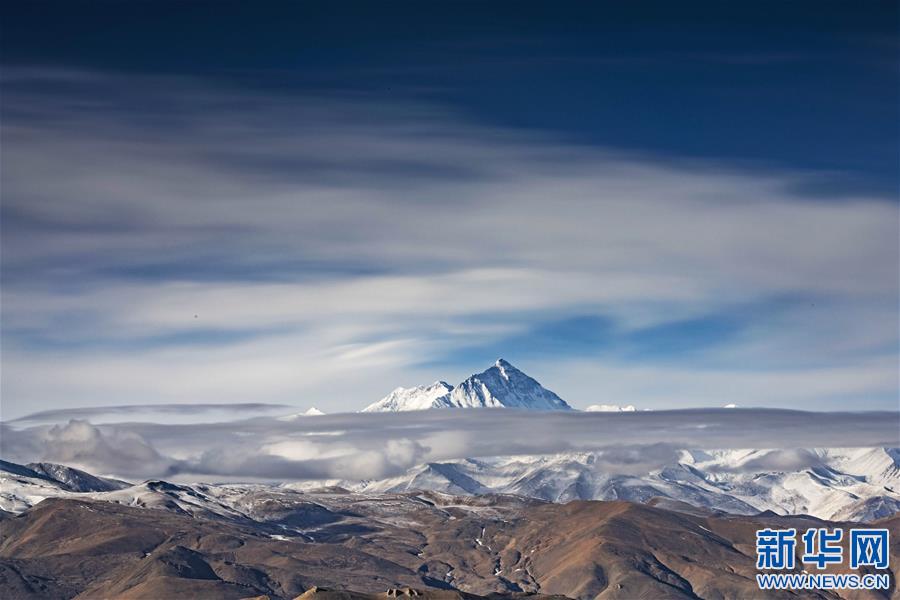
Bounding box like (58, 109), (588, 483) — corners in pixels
(362, 359), (572, 412)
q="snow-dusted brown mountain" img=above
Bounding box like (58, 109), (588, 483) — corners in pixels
(2, 458), (898, 599)
(362, 359), (572, 412)
(5, 482), (897, 600)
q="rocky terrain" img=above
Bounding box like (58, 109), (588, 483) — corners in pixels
(0, 460), (898, 599)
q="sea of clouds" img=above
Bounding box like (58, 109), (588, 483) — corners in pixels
(3, 405), (897, 482)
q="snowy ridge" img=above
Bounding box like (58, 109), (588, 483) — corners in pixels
(285, 447), (900, 522)
(362, 381), (454, 412)
(362, 359), (571, 412)
(2, 448), (898, 521)
(26, 462), (129, 492)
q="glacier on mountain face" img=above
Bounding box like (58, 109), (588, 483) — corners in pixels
(362, 359), (571, 412)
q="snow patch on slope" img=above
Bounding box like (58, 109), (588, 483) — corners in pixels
(362, 381), (455, 412)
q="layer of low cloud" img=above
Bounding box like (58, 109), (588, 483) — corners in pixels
(1, 68), (897, 417)
(2, 409), (897, 482)
(9, 403), (291, 426)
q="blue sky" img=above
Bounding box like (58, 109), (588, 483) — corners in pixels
(1, 1), (897, 417)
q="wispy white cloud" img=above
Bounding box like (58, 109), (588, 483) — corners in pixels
(1, 68), (897, 417)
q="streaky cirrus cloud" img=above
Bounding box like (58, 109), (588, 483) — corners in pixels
(1, 68), (897, 418)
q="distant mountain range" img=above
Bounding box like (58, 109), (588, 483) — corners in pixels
(1, 458), (897, 599)
(285, 447), (900, 522)
(4, 447), (899, 523)
(362, 359), (572, 412)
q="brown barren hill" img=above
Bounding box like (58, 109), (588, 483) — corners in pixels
(0, 495), (897, 599)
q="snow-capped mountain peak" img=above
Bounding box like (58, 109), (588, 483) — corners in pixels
(585, 404), (636, 412)
(495, 358), (513, 380)
(277, 406), (327, 420)
(448, 359), (571, 410)
(363, 359), (571, 412)
(362, 380), (455, 412)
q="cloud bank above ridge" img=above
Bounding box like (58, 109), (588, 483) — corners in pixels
(2, 408), (897, 482)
